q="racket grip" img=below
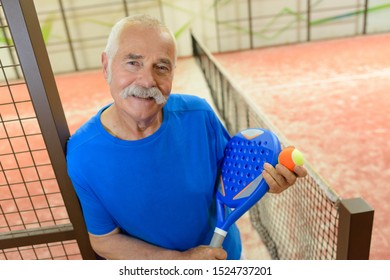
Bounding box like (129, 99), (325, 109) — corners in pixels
(209, 228), (228, 248)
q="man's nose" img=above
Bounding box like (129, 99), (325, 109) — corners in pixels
(136, 68), (157, 88)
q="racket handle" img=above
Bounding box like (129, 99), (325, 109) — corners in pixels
(209, 228), (227, 248)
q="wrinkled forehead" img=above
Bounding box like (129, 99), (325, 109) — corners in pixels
(117, 23), (176, 61)
(121, 23), (176, 51)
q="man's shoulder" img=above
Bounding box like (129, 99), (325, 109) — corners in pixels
(166, 94), (213, 112)
(66, 112), (101, 156)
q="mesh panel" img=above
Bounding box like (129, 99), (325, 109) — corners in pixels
(0, 1), (83, 259)
(0, 240), (81, 260)
(0, 53), (70, 233)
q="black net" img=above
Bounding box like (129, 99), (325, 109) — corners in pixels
(192, 33), (341, 259)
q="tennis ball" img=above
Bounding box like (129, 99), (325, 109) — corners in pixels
(278, 147), (304, 172)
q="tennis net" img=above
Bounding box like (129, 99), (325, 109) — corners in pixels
(191, 32), (344, 259)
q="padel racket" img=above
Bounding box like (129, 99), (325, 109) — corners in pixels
(210, 128), (282, 248)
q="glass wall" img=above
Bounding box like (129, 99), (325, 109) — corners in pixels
(1, 0), (389, 75)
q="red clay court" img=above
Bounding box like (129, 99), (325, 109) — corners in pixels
(214, 34), (390, 259)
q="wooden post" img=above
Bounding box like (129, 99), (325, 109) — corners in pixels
(337, 198), (374, 259)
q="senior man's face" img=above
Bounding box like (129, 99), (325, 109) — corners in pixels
(103, 24), (175, 123)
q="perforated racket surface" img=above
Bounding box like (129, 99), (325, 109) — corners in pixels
(210, 128), (281, 248)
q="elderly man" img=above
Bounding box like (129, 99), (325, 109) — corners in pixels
(66, 14), (307, 260)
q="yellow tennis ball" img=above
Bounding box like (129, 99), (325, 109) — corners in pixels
(278, 147), (304, 172)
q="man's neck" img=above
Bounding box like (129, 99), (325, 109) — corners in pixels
(100, 105), (163, 140)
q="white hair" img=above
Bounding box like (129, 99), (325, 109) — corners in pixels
(104, 14), (177, 83)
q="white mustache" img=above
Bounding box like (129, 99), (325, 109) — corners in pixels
(120, 85), (167, 105)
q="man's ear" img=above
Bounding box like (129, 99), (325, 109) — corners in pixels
(102, 52), (109, 81)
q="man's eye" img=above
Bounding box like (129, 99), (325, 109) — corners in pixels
(156, 65), (170, 73)
(125, 61), (143, 72)
(128, 61), (140, 66)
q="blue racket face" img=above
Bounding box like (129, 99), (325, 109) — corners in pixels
(217, 128), (281, 210)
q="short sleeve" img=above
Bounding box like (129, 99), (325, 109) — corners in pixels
(67, 157), (117, 235)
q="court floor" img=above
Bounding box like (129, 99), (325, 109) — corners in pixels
(214, 33), (390, 260)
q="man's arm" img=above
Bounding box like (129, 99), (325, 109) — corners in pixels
(89, 228), (227, 260)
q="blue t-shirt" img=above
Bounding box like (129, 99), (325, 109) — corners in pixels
(66, 94), (242, 259)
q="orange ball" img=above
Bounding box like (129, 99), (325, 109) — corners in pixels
(278, 147), (304, 172)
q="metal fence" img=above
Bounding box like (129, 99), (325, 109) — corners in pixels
(0, 0), (95, 260)
(2, 0), (389, 75)
(214, 0), (390, 52)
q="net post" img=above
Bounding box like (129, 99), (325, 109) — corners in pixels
(336, 198), (374, 260)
